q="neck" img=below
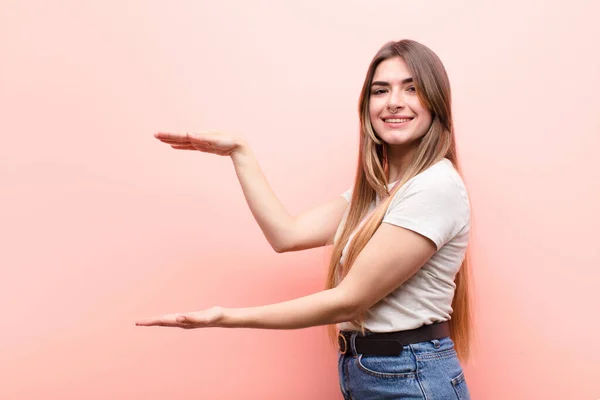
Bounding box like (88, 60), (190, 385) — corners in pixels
(386, 144), (418, 183)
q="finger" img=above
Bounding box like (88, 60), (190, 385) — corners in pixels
(135, 318), (164, 326)
(170, 145), (197, 150)
(171, 144), (221, 154)
(136, 321), (185, 328)
(158, 133), (217, 150)
(176, 315), (189, 323)
(135, 314), (179, 327)
(188, 132), (223, 147)
(136, 321), (187, 328)
(176, 313), (201, 324)
(155, 132), (182, 141)
(155, 132), (190, 142)
(158, 138), (192, 146)
(176, 311), (214, 326)
(187, 131), (214, 141)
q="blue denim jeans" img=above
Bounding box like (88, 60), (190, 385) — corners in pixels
(338, 335), (470, 399)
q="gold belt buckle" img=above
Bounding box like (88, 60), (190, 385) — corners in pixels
(338, 332), (348, 355)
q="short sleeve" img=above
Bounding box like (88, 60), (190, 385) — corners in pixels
(341, 187), (353, 203)
(382, 174), (470, 250)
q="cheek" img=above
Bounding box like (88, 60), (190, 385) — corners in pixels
(423, 111), (433, 127)
(416, 112), (431, 128)
(369, 99), (384, 120)
(419, 114), (434, 135)
(411, 101), (432, 124)
(368, 109), (377, 123)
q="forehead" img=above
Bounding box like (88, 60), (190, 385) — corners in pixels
(372, 57), (411, 82)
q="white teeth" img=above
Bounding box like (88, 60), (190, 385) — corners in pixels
(384, 118), (411, 123)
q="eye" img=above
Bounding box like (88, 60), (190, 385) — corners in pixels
(406, 86), (416, 93)
(372, 88), (388, 95)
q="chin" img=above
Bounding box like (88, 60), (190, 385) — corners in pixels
(377, 131), (416, 145)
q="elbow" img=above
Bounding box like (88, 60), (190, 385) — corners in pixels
(271, 218), (297, 254)
(271, 241), (289, 253)
(273, 246), (287, 254)
(270, 235), (297, 253)
(333, 288), (365, 323)
(340, 304), (363, 323)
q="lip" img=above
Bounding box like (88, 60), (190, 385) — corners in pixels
(381, 115), (414, 120)
(381, 115), (414, 128)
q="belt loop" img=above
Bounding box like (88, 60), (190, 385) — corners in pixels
(338, 332), (348, 355)
(350, 332), (359, 357)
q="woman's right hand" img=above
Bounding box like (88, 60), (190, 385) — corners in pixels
(154, 131), (246, 157)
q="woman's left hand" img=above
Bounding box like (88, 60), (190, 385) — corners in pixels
(135, 306), (224, 329)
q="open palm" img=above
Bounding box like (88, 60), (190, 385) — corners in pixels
(154, 131), (242, 156)
(135, 306), (224, 329)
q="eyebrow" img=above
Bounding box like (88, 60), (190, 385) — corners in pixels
(371, 77), (414, 87)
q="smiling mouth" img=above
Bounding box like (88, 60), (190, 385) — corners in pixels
(383, 118), (413, 123)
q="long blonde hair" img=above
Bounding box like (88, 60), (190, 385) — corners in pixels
(326, 40), (473, 361)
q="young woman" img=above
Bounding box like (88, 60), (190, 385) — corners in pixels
(137, 39), (472, 400)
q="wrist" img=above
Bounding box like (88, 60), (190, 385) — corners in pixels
(230, 140), (253, 163)
(219, 307), (246, 328)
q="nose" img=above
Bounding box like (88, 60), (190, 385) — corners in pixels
(387, 89), (405, 111)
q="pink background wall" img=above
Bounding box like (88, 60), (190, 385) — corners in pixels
(1, 0), (598, 399)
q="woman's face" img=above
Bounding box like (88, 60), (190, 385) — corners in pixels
(369, 57), (433, 148)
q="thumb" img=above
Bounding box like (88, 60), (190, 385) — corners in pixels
(176, 315), (189, 323)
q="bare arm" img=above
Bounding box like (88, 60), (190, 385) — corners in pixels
(136, 223), (437, 330)
(231, 143), (349, 253)
(154, 131), (349, 253)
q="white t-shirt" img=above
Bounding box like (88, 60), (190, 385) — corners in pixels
(336, 158), (470, 332)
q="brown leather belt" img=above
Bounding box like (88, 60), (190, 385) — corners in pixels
(338, 321), (450, 356)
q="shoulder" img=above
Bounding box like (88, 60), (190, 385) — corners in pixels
(391, 159), (470, 211)
(383, 159), (471, 249)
